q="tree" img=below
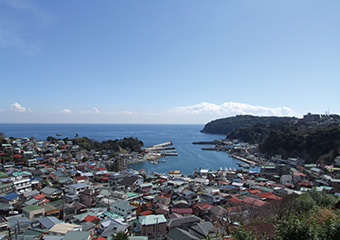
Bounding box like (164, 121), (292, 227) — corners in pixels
(112, 231), (129, 240)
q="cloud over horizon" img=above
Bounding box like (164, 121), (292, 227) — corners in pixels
(10, 102), (27, 112)
(1, 101), (301, 123)
(172, 102), (301, 117)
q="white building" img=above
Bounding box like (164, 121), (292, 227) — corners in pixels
(110, 200), (137, 222)
(64, 183), (89, 195)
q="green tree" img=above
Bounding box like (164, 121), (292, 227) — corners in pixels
(112, 231), (129, 240)
(274, 214), (318, 240)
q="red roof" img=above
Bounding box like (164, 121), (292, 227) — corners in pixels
(243, 189), (260, 194)
(14, 154), (23, 158)
(39, 199), (50, 205)
(192, 202), (213, 211)
(92, 237), (106, 240)
(97, 167), (106, 170)
(74, 176), (88, 181)
(140, 210), (153, 216)
(171, 208), (193, 214)
(84, 215), (100, 222)
(242, 197), (267, 208)
(100, 177), (109, 181)
(34, 194), (46, 200)
(266, 194), (282, 201)
(257, 192), (274, 198)
(229, 198), (242, 204)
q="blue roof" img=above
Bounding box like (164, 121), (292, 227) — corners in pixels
(3, 192), (19, 200)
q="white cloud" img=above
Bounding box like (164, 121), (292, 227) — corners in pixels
(171, 102), (300, 117)
(61, 109), (71, 114)
(93, 107), (100, 114)
(79, 107), (101, 114)
(1, 101), (301, 124)
(10, 102), (26, 112)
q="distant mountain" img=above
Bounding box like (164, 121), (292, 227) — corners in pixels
(200, 115), (294, 135)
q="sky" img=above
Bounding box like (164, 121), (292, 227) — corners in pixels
(1, 0), (339, 124)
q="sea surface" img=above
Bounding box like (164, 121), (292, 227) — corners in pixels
(0, 123), (260, 175)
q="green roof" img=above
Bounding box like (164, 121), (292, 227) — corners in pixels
(126, 192), (139, 198)
(22, 205), (44, 212)
(0, 172), (9, 178)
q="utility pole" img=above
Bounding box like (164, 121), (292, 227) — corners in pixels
(154, 217), (159, 240)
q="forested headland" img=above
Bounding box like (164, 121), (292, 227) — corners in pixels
(201, 114), (340, 164)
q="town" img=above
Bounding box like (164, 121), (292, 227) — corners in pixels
(0, 116), (340, 240)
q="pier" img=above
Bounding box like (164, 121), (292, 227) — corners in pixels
(229, 154), (257, 166)
(144, 141), (173, 152)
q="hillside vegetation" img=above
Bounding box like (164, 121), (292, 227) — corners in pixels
(202, 114), (340, 164)
(201, 115), (294, 135)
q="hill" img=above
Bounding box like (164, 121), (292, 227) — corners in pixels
(200, 115), (294, 135)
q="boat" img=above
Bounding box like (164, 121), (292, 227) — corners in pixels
(160, 159), (167, 163)
(56, 132), (61, 136)
(243, 164), (250, 169)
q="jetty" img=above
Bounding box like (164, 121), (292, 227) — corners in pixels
(230, 154), (257, 166)
(144, 141), (173, 152)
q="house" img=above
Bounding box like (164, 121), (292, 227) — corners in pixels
(172, 199), (190, 209)
(37, 216), (62, 229)
(242, 197), (267, 208)
(139, 183), (153, 193)
(22, 205), (46, 220)
(182, 190), (199, 205)
(200, 188), (223, 205)
(64, 183), (89, 195)
(11, 175), (32, 193)
(280, 175), (293, 185)
(73, 176), (89, 183)
(40, 187), (63, 200)
(1, 192), (20, 205)
(135, 214), (167, 239)
(63, 230), (91, 240)
(110, 200), (137, 222)
(192, 202), (213, 216)
(42, 204), (61, 218)
(0, 178), (13, 196)
(49, 223), (82, 235)
(167, 215), (201, 231)
(188, 221), (218, 239)
(119, 175), (143, 191)
(166, 227), (200, 240)
(80, 189), (97, 208)
(56, 203), (77, 222)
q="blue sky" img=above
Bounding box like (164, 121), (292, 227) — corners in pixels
(1, 0), (339, 124)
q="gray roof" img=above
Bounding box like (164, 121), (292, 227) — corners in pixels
(38, 217), (62, 229)
(22, 189), (40, 199)
(166, 227), (199, 240)
(62, 231), (91, 240)
(111, 200), (137, 211)
(43, 235), (63, 240)
(41, 187), (62, 195)
(167, 215), (201, 230)
(79, 221), (96, 231)
(23, 198), (39, 206)
(66, 182), (89, 188)
(189, 221), (216, 238)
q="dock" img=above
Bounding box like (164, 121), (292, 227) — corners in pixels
(230, 154), (257, 166)
(144, 141), (173, 152)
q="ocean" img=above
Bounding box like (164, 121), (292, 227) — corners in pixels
(0, 123), (260, 175)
